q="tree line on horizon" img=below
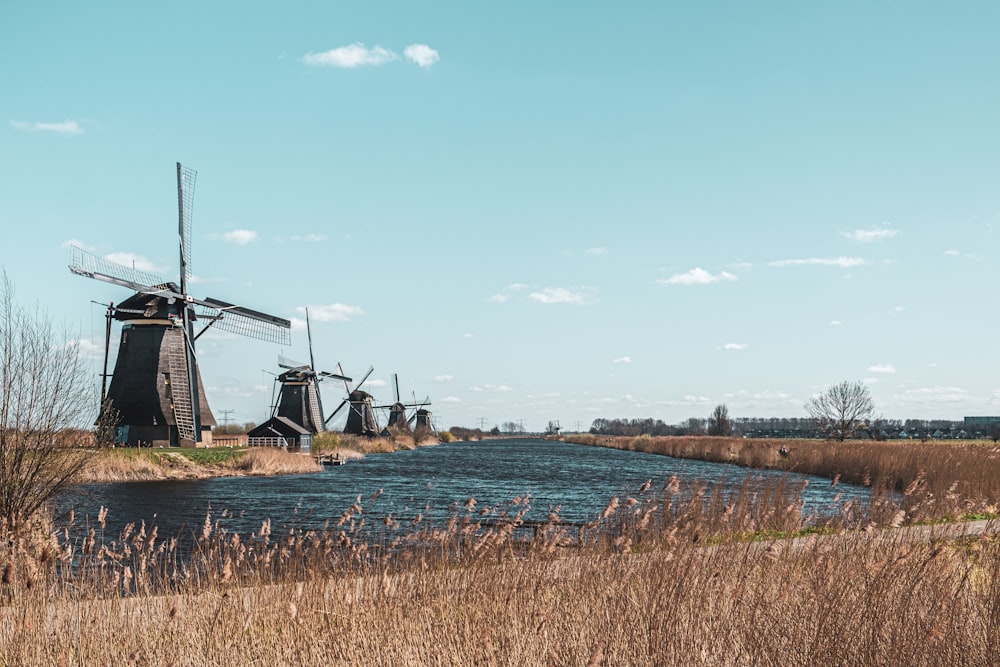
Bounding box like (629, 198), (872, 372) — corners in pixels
(588, 414), (997, 440)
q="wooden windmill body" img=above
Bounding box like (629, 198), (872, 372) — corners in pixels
(325, 366), (380, 437)
(271, 309), (351, 434)
(375, 374), (431, 436)
(70, 163), (291, 447)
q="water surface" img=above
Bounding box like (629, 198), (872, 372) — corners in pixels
(62, 438), (870, 539)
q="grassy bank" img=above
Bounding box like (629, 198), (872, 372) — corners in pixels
(562, 434), (1000, 524)
(6, 434), (1000, 663)
(2, 473), (999, 665)
(77, 446), (322, 482)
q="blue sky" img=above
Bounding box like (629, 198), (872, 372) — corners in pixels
(3, 2), (999, 432)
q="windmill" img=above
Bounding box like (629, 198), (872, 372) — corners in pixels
(375, 374), (431, 435)
(271, 308), (351, 433)
(69, 162), (292, 447)
(325, 365), (380, 437)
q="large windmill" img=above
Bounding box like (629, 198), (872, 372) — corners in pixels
(69, 163), (291, 447)
(375, 374), (431, 435)
(271, 308), (351, 433)
(325, 365), (380, 437)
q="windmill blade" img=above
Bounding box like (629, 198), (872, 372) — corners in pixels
(279, 354), (308, 369)
(319, 370), (351, 382)
(69, 246), (175, 295)
(325, 398), (349, 425)
(336, 363), (352, 397)
(306, 307), (316, 372)
(198, 297), (291, 345)
(393, 374), (400, 403)
(177, 163), (196, 293)
(354, 366), (375, 392)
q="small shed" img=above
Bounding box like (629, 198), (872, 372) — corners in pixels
(247, 416), (312, 453)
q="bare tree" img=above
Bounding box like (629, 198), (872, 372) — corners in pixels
(707, 404), (732, 436)
(805, 380), (875, 441)
(0, 272), (92, 534)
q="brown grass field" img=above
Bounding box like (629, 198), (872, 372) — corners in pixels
(3, 435), (1000, 665)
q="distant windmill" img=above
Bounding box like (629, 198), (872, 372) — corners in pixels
(69, 163), (291, 447)
(325, 365), (380, 437)
(271, 308), (351, 433)
(375, 374), (431, 435)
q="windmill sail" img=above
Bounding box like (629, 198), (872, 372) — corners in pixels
(69, 163), (291, 447)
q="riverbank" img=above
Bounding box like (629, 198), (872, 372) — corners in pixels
(76, 433), (444, 483)
(561, 433), (1000, 524)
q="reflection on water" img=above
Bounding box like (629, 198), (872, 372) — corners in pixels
(60, 438), (871, 539)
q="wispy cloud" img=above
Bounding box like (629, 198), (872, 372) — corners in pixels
(10, 120), (83, 135)
(721, 343), (748, 351)
(290, 233), (328, 242)
(62, 238), (95, 251)
(434, 374), (454, 382)
(585, 247), (608, 256)
(404, 44), (440, 68)
(830, 320), (843, 326)
(491, 284), (596, 305)
(470, 384), (514, 393)
(294, 303), (364, 324)
(768, 257), (866, 268)
(843, 226), (898, 243)
(868, 363), (896, 374)
(67, 338), (103, 359)
(210, 229), (258, 245)
(439, 396), (461, 403)
(893, 386), (970, 405)
(659, 268), (737, 286)
(488, 283), (528, 303)
(527, 287), (597, 305)
(303, 43), (399, 68)
(722, 389), (800, 410)
(104, 252), (168, 275)
(612, 356), (632, 364)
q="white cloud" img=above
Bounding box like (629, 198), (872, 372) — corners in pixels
(868, 363), (896, 374)
(62, 239), (95, 251)
(471, 384), (514, 393)
(67, 338), (102, 359)
(10, 120), (83, 135)
(303, 43), (399, 68)
(404, 44), (440, 68)
(527, 287), (596, 305)
(721, 343), (748, 351)
(290, 233), (328, 242)
(488, 283), (530, 303)
(439, 396), (461, 403)
(893, 386), (970, 405)
(104, 252), (168, 275)
(585, 247), (608, 256)
(768, 257), (867, 268)
(366, 379), (387, 388)
(296, 303), (364, 323)
(722, 389), (800, 410)
(843, 226), (898, 243)
(221, 229), (257, 245)
(463, 333), (473, 339)
(612, 356), (632, 364)
(830, 320), (843, 326)
(658, 268), (737, 286)
(944, 249), (960, 256)
(434, 374), (454, 382)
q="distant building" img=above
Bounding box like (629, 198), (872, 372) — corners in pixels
(964, 416), (1000, 428)
(248, 416), (312, 453)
